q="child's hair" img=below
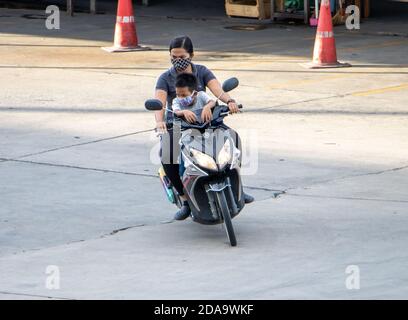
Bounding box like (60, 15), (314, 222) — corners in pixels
(175, 73), (197, 92)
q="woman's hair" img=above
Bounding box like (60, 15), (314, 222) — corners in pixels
(169, 36), (194, 55)
(175, 73), (197, 92)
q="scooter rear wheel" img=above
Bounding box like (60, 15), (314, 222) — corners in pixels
(216, 191), (237, 247)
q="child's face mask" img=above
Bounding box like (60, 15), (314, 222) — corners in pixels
(178, 91), (196, 107)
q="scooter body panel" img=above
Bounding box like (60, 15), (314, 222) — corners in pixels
(180, 127), (245, 225)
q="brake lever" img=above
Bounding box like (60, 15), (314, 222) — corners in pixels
(220, 110), (242, 117)
(218, 104), (243, 117)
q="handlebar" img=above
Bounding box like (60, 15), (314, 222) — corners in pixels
(220, 104), (242, 116)
(172, 104), (243, 130)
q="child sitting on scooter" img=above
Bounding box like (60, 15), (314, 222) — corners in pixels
(172, 73), (216, 123)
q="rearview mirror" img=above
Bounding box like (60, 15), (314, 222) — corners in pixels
(145, 99), (163, 111)
(222, 77), (239, 92)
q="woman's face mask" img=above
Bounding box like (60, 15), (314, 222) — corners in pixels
(171, 56), (192, 72)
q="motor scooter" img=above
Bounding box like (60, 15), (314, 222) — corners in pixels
(145, 78), (244, 246)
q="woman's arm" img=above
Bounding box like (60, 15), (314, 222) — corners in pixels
(207, 79), (239, 113)
(154, 89), (168, 131)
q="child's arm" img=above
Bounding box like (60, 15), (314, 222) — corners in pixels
(174, 109), (184, 117)
(201, 99), (216, 123)
(172, 98), (181, 115)
(204, 99), (216, 109)
(172, 98), (197, 123)
(173, 108), (197, 124)
(178, 110), (198, 123)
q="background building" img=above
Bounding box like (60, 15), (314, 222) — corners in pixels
(1, 0), (407, 17)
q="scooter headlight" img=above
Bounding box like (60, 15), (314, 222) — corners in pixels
(190, 148), (217, 171)
(217, 139), (232, 168)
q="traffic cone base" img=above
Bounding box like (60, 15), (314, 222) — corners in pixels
(102, 45), (150, 53)
(302, 61), (351, 69)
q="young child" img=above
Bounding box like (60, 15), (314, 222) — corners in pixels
(172, 73), (216, 123)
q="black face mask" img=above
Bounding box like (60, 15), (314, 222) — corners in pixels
(171, 57), (192, 72)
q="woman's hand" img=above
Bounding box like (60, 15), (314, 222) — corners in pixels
(228, 100), (240, 114)
(156, 121), (167, 133)
(182, 110), (197, 123)
(201, 105), (213, 123)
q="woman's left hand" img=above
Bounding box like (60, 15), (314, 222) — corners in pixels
(228, 100), (239, 114)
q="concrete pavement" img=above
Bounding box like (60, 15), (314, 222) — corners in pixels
(0, 7), (408, 299)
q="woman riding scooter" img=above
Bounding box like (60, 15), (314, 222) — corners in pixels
(154, 35), (254, 221)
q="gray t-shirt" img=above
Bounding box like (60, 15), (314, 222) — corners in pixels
(155, 63), (216, 119)
(172, 91), (213, 123)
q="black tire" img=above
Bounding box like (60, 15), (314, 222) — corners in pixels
(216, 191), (237, 247)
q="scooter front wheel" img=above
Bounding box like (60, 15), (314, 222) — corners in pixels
(216, 191), (237, 247)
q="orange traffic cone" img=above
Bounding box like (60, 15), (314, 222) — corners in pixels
(305, 0), (350, 68)
(102, 0), (149, 52)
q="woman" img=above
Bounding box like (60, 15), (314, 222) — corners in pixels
(155, 36), (254, 221)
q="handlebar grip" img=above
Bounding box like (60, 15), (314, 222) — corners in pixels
(220, 104), (243, 117)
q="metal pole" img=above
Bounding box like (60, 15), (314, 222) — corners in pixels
(90, 0), (96, 14)
(270, 0), (275, 22)
(67, 0), (74, 16)
(305, 0), (310, 24)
